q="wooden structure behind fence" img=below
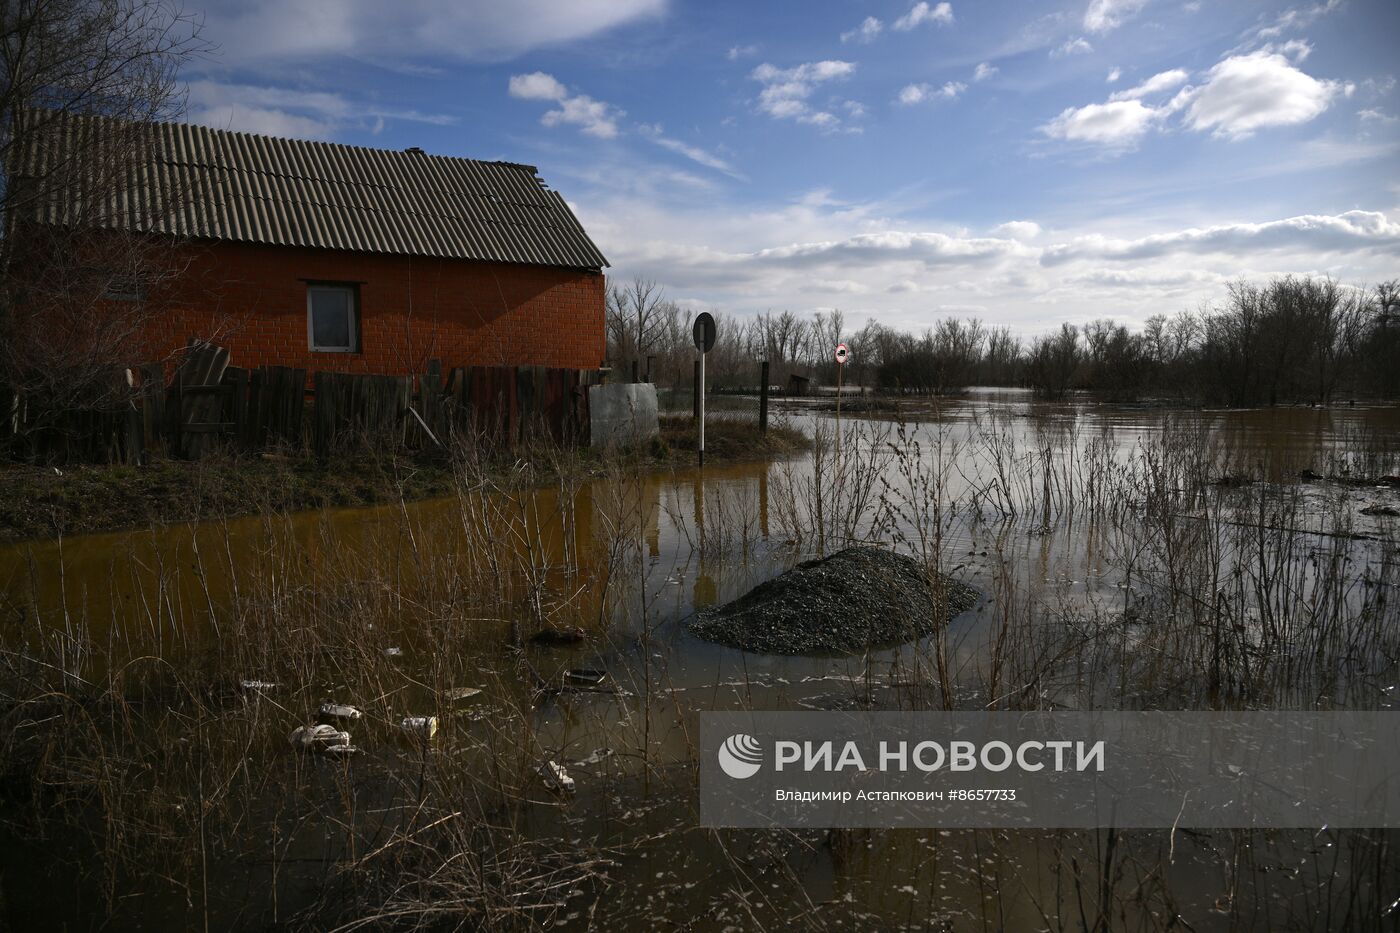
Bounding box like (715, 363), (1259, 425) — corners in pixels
(1, 343), (597, 464)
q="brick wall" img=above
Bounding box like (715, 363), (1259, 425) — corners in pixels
(148, 240), (606, 374)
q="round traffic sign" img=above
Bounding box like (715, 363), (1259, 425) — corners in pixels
(693, 312), (717, 353)
(834, 342), (850, 364)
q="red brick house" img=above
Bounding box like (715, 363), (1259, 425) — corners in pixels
(17, 114), (608, 375)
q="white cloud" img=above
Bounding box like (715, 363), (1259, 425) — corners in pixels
(186, 79), (455, 140)
(638, 124), (742, 177)
(1045, 50), (1342, 150)
(841, 16), (883, 44)
(205, 0), (666, 64)
(1053, 37), (1094, 57)
(541, 99), (622, 139)
(893, 2), (954, 31)
(1066, 268), (1222, 289)
(190, 105), (332, 140)
(898, 81), (967, 105)
(1041, 99), (1159, 146)
(1359, 109), (1398, 124)
(507, 72), (567, 101)
(1107, 67), (1122, 83)
(800, 278), (869, 294)
(748, 230), (1030, 269)
(1180, 51), (1341, 139)
(1360, 76), (1396, 99)
(993, 220), (1042, 239)
(751, 61), (857, 129)
(1252, 0), (1341, 41)
(576, 179), (1400, 334)
(1084, 0), (1149, 34)
(508, 72), (622, 138)
(1041, 210), (1400, 265)
(727, 44), (759, 60)
(1109, 68), (1189, 101)
(973, 62), (998, 81)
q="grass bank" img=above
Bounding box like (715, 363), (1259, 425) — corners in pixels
(0, 415), (808, 542)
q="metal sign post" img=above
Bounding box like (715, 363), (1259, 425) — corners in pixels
(693, 313), (716, 468)
(834, 342), (850, 457)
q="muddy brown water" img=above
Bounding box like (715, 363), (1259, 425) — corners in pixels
(2, 389), (1398, 930)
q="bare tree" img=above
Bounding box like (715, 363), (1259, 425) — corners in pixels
(0, 0), (206, 446)
(1025, 323), (1080, 399)
(980, 325), (1020, 385)
(605, 276), (676, 379)
(1368, 280), (1400, 398)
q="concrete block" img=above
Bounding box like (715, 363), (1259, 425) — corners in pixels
(589, 383), (659, 448)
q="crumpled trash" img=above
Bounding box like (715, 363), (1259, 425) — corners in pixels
(573, 748), (614, 767)
(318, 703), (362, 721)
(290, 724), (351, 752)
(563, 669), (608, 688)
(539, 760), (576, 794)
(399, 716), (438, 739)
(240, 680), (278, 693)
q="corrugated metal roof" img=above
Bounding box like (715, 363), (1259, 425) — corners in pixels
(15, 111), (609, 271)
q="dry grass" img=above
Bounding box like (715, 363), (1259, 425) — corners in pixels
(1, 404), (1397, 930)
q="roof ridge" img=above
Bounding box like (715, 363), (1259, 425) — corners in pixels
(17, 107), (607, 270)
(55, 107), (542, 174)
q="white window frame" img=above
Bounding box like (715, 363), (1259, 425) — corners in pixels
(306, 284), (358, 353)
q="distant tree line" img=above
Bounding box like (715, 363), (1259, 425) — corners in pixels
(607, 275), (1400, 406)
(1017, 277), (1399, 404)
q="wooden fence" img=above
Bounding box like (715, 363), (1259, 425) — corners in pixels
(1, 343), (598, 464)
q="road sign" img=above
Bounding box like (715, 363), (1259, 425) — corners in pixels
(834, 342), (850, 364)
(692, 313), (717, 467)
(693, 313), (717, 354)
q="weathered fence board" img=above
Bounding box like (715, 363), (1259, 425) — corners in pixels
(5, 345), (598, 463)
(175, 341), (231, 458)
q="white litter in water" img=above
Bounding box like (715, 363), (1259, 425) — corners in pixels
(539, 760), (576, 794)
(399, 715), (438, 739)
(319, 703), (362, 721)
(289, 724), (351, 751)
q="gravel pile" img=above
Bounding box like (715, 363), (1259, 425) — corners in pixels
(689, 546), (979, 656)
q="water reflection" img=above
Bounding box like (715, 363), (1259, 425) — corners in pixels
(1, 393), (1397, 931)
(3, 394), (1396, 682)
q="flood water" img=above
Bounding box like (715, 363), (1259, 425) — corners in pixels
(3, 389), (1398, 931)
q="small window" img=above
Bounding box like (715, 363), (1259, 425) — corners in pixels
(103, 270), (147, 302)
(307, 284), (357, 352)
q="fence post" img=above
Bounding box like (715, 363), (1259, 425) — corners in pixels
(421, 359), (442, 443)
(225, 366), (249, 451)
(123, 377), (144, 466)
(515, 366), (535, 444)
(759, 360), (770, 434)
(313, 371), (329, 458)
(167, 380), (183, 454)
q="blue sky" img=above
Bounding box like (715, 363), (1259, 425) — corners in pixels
(187, 0), (1399, 335)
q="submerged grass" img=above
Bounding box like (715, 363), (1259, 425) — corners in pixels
(0, 400), (1397, 930)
